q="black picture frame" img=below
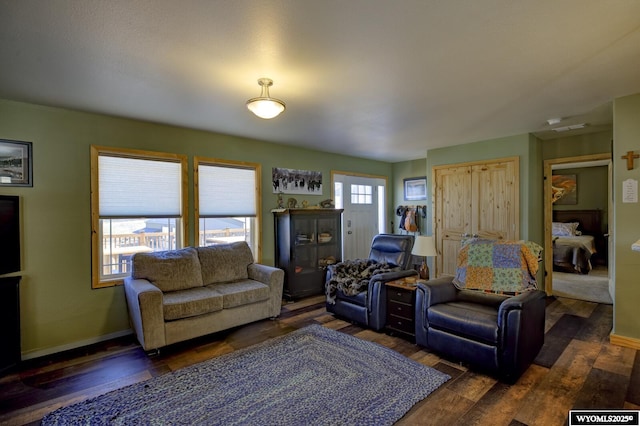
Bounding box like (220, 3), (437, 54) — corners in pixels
(0, 139), (32, 187)
(404, 176), (427, 201)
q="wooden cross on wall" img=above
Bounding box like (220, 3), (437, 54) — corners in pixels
(621, 151), (640, 170)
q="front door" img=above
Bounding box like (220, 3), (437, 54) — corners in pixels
(333, 173), (386, 260)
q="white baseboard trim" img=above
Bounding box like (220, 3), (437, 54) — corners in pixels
(21, 329), (134, 361)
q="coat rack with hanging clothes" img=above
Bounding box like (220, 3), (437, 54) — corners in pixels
(396, 205), (427, 234)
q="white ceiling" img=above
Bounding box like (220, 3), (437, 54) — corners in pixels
(1, 1), (639, 162)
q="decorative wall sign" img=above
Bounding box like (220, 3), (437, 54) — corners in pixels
(0, 139), (32, 187)
(272, 167), (322, 195)
(404, 176), (427, 201)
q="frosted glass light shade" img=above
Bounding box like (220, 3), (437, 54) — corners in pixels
(246, 78), (286, 119)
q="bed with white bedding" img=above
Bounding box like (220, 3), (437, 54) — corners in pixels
(552, 234), (596, 274)
(552, 209), (604, 274)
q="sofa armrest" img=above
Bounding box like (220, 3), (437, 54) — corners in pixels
(248, 263), (284, 317)
(498, 289), (546, 315)
(123, 277), (165, 351)
(414, 276), (459, 348)
(370, 268), (419, 283)
(497, 289), (547, 382)
(416, 276), (458, 307)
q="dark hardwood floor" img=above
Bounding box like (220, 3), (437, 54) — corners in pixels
(1, 294), (637, 425)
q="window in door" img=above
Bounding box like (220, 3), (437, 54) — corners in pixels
(351, 184), (373, 204)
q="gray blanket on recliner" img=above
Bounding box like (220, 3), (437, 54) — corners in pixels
(325, 259), (396, 304)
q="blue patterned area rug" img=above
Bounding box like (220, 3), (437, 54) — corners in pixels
(42, 324), (450, 425)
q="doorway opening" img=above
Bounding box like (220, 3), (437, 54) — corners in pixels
(543, 153), (612, 304)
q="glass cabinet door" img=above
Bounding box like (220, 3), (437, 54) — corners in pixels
(275, 209), (343, 299)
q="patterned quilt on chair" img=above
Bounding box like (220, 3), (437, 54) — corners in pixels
(326, 259), (397, 304)
(452, 239), (543, 295)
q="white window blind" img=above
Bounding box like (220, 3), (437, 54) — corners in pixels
(99, 155), (182, 217)
(199, 164), (256, 216)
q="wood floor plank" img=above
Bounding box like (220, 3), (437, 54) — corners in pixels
(514, 339), (602, 425)
(455, 364), (548, 426)
(534, 314), (585, 368)
(574, 303), (614, 343)
(593, 342), (636, 377)
(445, 370), (497, 403)
(573, 368), (629, 409)
(625, 351), (640, 406)
(396, 388), (475, 425)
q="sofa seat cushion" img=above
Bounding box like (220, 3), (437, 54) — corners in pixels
(132, 247), (203, 292)
(207, 280), (270, 309)
(163, 287), (223, 321)
(197, 242), (254, 285)
(427, 302), (499, 345)
(335, 289), (367, 307)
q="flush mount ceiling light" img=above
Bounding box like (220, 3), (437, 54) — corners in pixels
(246, 78), (286, 119)
(552, 123), (588, 132)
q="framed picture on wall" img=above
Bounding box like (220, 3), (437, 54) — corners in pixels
(0, 139), (33, 187)
(551, 174), (577, 205)
(404, 176), (427, 201)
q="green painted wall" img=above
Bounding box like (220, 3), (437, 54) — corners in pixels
(391, 158), (427, 234)
(542, 131), (612, 160)
(612, 93), (640, 339)
(0, 99), (392, 357)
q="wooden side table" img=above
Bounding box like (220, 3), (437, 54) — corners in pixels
(385, 277), (420, 341)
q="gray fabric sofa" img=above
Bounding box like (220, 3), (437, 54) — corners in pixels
(124, 242), (284, 351)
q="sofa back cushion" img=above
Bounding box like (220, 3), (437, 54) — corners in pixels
(369, 234), (415, 269)
(197, 242), (254, 285)
(132, 247), (203, 292)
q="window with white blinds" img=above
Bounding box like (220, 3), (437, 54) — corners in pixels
(91, 146), (187, 288)
(99, 155), (182, 217)
(195, 158), (261, 259)
(198, 164), (256, 217)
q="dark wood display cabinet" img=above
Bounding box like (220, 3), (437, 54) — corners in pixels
(274, 209), (343, 300)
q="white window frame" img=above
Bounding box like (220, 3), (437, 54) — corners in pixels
(90, 146), (188, 288)
(194, 157), (262, 261)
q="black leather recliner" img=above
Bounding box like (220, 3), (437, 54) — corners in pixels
(325, 234), (416, 331)
(414, 276), (546, 383)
